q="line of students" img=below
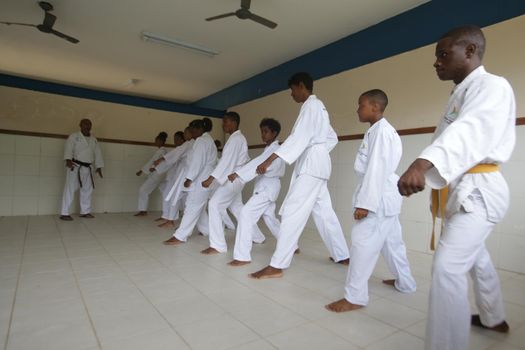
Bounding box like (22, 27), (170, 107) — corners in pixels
(61, 24), (514, 350)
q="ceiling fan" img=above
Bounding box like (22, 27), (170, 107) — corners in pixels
(206, 0), (277, 29)
(0, 1), (79, 44)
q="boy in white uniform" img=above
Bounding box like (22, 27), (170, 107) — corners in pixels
(164, 118), (217, 245)
(201, 112), (250, 255)
(227, 118), (285, 265)
(134, 132), (168, 216)
(326, 89), (416, 312)
(250, 72), (350, 279)
(60, 118), (103, 221)
(398, 26), (513, 350)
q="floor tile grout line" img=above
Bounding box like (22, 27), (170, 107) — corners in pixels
(82, 218), (196, 350)
(3, 216), (29, 350)
(55, 217), (104, 350)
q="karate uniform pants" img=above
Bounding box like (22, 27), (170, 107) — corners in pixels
(233, 191), (281, 262)
(208, 180), (245, 252)
(173, 190), (210, 241)
(425, 193), (505, 350)
(137, 173), (163, 211)
(270, 174), (349, 269)
(61, 166), (93, 215)
(161, 191), (186, 221)
(344, 211), (416, 306)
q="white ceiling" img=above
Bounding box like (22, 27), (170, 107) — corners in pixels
(0, 0), (428, 104)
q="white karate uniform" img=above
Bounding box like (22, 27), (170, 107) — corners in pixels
(268, 95), (350, 269)
(417, 66), (516, 350)
(173, 133), (217, 241)
(343, 118), (416, 306)
(156, 140), (194, 220)
(61, 131), (104, 215)
(137, 147), (167, 211)
(232, 140), (285, 262)
(207, 130), (250, 252)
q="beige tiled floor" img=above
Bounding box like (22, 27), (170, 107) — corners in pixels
(0, 213), (524, 350)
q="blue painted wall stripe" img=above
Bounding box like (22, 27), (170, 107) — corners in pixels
(0, 73), (225, 118)
(194, 0), (525, 110)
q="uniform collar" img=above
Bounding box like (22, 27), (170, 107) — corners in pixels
(455, 65), (486, 91)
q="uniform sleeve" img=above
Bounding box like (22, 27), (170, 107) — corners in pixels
(419, 78), (515, 188)
(94, 139), (104, 168)
(354, 129), (394, 212)
(185, 140), (205, 181)
(63, 134), (75, 160)
(236, 146), (274, 183)
(274, 105), (315, 165)
(325, 124), (338, 153)
(210, 135), (247, 184)
(163, 144), (186, 166)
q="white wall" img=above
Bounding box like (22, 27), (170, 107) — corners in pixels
(0, 133), (167, 216)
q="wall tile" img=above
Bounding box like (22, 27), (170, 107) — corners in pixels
(500, 161), (525, 197)
(39, 177), (64, 196)
(12, 196), (38, 216)
(0, 155), (15, 175)
(100, 142), (125, 161)
(0, 176), (14, 196)
(497, 196), (525, 236)
(15, 136), (40, 155)
(39, 156), (66, 177)
(0, 134), (15, 155)
(37, 196), (61, 215)
(14, 176), (39, 196)
(0, 196), (12, 216)
(400, 220), (431, 253)
(498, 234), (525, 274)
(103, 160), (124, 179)
(40, 138), (65, 157)
(14, 155), (40, 176)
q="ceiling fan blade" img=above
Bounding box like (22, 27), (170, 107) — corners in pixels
(205, 12), (236, 21)
(248, 13), (277, 29)
(0, 21), (37, 28)
(240, 0), (251, 10)
(50, 29), (79, 43)
(42, 12), (56, 28)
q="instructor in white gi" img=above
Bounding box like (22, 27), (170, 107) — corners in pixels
(398, 25), (513, 350)
(250, 72), (350, 279)
(60, 118), (103, 221)
(326, 89), (416, 312)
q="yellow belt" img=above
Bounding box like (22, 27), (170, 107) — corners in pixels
(430, 164), (499, 250)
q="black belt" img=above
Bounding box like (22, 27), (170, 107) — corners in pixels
(72, 159), (95, 188)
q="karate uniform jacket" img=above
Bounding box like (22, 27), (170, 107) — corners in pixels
(419, 66), (516, 222)
(353, 118), (403, 216)
(64, 131), (104, 169)
(184, 132), (217, 191)
(210, 130), (249, 185)
(141, 147), (167, 175)
(237, 140), (285, 202)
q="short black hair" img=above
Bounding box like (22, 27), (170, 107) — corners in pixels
(157, 132), (168, 143)
(259, 118), (281, 136)
(360, 89), (389, 112)
(202, 117), (213, 132)
(190, 119), (203, 130)
(440, 25), (486, 59)
(174, 131), (184, 140)
(288, 72), (313, 91)
(224, 111), (240, 127)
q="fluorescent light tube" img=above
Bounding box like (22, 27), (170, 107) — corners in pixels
(141, 31), (219, 57)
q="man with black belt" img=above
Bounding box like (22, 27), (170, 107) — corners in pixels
(60, 118), (104, 221)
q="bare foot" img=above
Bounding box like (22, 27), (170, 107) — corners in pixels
(79, 213), (95, 218)
(294, 248), (300, 255)
(329, 257), (349, 265)
(59, 215), (73, 221)
(382, 279), (396, 287)
(158, 221), (176, 228)
(154, 217), (164, 222)
(471, 315), (509, 333)
(201, 247), (220, 255)
(134, 211), (147, 217)
(325, 298), (363, 312)
(228, 260), (251, 266)
(249, 266), (283, 279)
(163, 236), (183, 245)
